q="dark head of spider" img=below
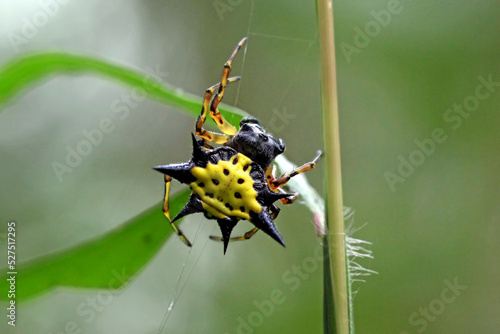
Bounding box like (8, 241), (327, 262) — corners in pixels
(224, 117), (285, 169)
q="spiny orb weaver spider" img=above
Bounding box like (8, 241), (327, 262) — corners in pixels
(154, 37), (322, 253)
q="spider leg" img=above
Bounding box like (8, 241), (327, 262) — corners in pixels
(209, 204), (281, 243)
(275, 187), (300, 205)
(265, 164), (276, 184)
(209, 227), (259, 243)
(199, 137), (215, 150)
(270, 151), (323, 189)
(265, 165), (300, 205)
(162, 174), (192, 246)
(195, 77), (240, 144)
(269, 203), (281, 219)
(208, 37), (248, 136)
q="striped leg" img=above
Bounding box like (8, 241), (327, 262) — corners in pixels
(265, 165), (300, 205)
(163, 174), (192, 246)
(270, 151), (323, 189)
(195, 37), (248, 143)
(277, 188), (300, 205)
(209, 227), (259, 243)
(195, 77), (240, 144)
(209, 204), (280, 243)
(208, 37), (248, 136)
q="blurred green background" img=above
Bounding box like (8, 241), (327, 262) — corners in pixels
(0, 1), (499, 333)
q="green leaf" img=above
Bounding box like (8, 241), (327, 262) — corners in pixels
(0, 189), (190, 302)
(0, 52), (322, 304)
(0, 52), (248, 125)
(0, 52), (248, 302)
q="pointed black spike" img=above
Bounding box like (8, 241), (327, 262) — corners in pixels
(152, 163), (196, 184)
(172, 195), (203, 222)
(191, 133), (206, 161)
(152, 165), (171, 174)
(217, 219), (238, 254)
(263, 190), (293, 205)
(250, 211), (285, 247)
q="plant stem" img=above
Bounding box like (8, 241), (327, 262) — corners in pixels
(316, 0), (349, 333)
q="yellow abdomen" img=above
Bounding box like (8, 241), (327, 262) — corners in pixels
(189, 153), (263, 220)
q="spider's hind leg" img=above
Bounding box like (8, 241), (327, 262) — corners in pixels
(162, 174), (192, 247)
(209, 204), (281, 244)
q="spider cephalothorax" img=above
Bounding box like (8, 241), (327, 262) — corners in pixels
(154, 37), (321, 253)
(225, 117), (285, 169)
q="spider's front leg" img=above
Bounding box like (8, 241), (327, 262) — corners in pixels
(208, 37), (248, 135)
(195, 37), (248, 144)
(266, 151), (323, 203)
(271, 151), (322, 189)
(195, 78), (239, 144)
(265, 165), (300, 205)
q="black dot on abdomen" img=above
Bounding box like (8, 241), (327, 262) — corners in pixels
(223, 169), (230, 176)
(212, 179), (219, 185)
(240, 206), (245, 212)
(225, 203), (233, 211)
(237, 178), (244, 184)
(234, 192), (242, 198)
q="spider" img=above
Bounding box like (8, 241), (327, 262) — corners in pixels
(154, 37), (322, 253)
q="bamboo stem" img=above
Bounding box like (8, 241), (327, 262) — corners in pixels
(316, 0), (349, 333)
